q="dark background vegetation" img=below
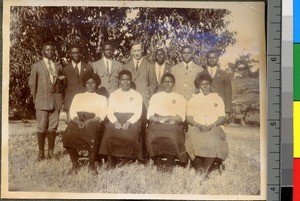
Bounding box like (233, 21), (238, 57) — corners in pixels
(9, 6), (259, 123)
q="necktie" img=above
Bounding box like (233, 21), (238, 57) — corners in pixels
(210, 68), (214, 78)
(136, 60), (139, 71)
(106, 60), (110, 74)
(186, 64), (188, 70)
(48, 60), (57, 84)
(74, 63), (79, 76)
(158, 66), (161, 84)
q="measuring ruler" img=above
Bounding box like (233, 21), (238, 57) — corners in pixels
(267, 0), (282, 200)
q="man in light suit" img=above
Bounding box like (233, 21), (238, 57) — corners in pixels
(195, 50), (232, 120)
(29, 42), (64, 161)
(123, 41), (158, 161)
(154, 49), (172, 93)
(63, 44), (93, 121)
(123, 41), (158, 108)
(171, 45), (203, 101)
(91, 41), (122, 97)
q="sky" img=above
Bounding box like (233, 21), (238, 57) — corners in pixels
(221, 2), (265, 70)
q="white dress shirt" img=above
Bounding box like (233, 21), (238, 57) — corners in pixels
(103, 57), (112, 73)
(44, 58), (56, 83)
(207, 66), (217, 78)
(155, 63), (165, 84)
(72, 61), (82, 74)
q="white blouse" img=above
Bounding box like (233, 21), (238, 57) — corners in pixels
(187, 92), (225, 125)
(107, 88), (143, 124)
(69, 92), (107, 121)
(147, 91), (187, 121)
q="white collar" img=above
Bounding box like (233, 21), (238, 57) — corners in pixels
(183, 61), (193, 66)
(72, 61), (81, 67)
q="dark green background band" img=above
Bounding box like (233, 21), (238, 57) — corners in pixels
(294, 44), (300, 100)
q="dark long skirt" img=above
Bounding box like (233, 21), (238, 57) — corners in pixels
(146, 123), (188, 164)
(99, 113), (143, 160)
(63, 120), (104, 152)
(185, 126), (229, 161)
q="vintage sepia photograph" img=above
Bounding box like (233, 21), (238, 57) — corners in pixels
(2, 0), (266, 200)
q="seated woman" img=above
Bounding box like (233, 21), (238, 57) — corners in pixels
(146, 72), (188, 170)
(185, 73), (229, 174)
(63, 73), (107, 174)
(99, 70), (143, 168)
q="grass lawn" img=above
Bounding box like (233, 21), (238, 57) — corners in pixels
(7, 121), (262, 196)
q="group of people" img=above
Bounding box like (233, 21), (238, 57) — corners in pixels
(28, 40), (232, 175)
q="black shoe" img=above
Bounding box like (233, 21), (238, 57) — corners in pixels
(107, 156), (116, 169)
(88, 165), (98, 175)
(68, 161), (80, 175)
(47, 150), (54, 159)
(37, 151), (45, 161)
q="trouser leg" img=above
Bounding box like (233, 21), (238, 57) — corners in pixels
(37, 132), (46, 161)
(47, 131), (56, 159)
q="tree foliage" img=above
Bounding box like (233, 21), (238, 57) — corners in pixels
(9, 6), (236, 118)
(226, 53), (259, 78)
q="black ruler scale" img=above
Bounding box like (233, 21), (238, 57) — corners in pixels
(267, 0), (282, 200)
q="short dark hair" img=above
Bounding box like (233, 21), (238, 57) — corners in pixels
(161, 72), (175, 84)
(118, 70), (132, 80)
(155, 48), (165, 55)
(81, 72), (101, 88)
(131, 40), (142, 48)
(181, 45), (193, 53)
(206, 49), (220, 57)
(68, 44), (81, 52)
(194, 73), (212, 89)
(41, 41), (54, 49)
(102, 41), (114, 49)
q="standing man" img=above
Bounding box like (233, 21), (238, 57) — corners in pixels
(195, 50), (232, 120)
(63, 44), (93, 120)
(171, 45), (203, 101)
(91, 41), (123, 97)
(123, 41), (158, 161)
(123, 41), (158, 108)
(153, 48), (172, 92)
(29, 42), (64, 161)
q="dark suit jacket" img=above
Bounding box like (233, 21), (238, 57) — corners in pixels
(154, 63), (172, 93)
(123, 58), (158, 108)
(28, 59), (64, 110)
(196, 68), (232, 113)
(62, 61), (93, 111)
(91, 58), (122, 96)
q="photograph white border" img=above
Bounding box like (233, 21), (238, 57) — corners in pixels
(2, 0), (267, 200)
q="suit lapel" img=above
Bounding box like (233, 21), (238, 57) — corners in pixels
(52, 62), (60, 85)
(42, 60), (52, 84)
(110, 60), (117, 76)
(163, 63), (171, 74)
(213, 68), (221, 80)
(133, 59), (144, 80)
(80, 62), (86, 76)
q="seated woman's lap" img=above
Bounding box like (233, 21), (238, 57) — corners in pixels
(63, 121), (104, 151)
(99, 121), (142, 159)
(185, 126), (229, 161)
(146, 123), (188, 163)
